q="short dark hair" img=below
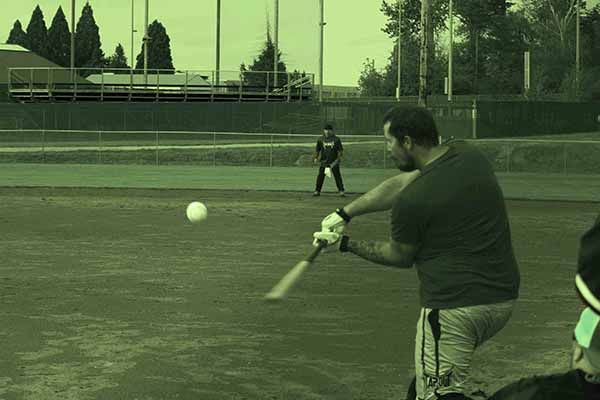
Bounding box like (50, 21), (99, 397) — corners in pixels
(323, 123), (334, 130)
(383, 105), (439, 148)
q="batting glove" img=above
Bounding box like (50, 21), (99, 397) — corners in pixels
(321, 208), (352, 234)
(313, 231), (341, 252)
(312, 231), (350, 252)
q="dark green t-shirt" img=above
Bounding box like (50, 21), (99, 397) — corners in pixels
(391, 143), (520, 309)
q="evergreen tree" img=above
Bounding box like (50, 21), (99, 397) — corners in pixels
(6, 20), (28, 48)
(75, 2), (105, 71)
(241, 30), (288, 90)
(26, 5), (48, 57)
(134, 20), (175, 73)
(107, 43), (130, 72)
(47, 6), (71, 67)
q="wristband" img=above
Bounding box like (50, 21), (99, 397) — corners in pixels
(339, 235), (350, 252)
(336, 208), (352, 223)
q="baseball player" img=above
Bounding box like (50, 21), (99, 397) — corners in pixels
(313, 123), (345, 197)
(313, 105), (520, 400)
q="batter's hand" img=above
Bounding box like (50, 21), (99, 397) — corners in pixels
(312, 231), (341, 252)
(321, 208), (351, 234)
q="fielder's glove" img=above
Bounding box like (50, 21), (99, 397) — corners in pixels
(324, 167), (332, 178)
(321, 208), (352, 234)
(312, 231), (350, 252)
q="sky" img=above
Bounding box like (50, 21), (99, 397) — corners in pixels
(3, 1), (599, 87)
(1, 0), (393, 87)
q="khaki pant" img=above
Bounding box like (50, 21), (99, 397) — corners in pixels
(414, 300), (516, 399)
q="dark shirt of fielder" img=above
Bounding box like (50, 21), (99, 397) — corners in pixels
(391, 143), (520, 309)
(488, 369), (600, 400)
(316, 135), (343, 166)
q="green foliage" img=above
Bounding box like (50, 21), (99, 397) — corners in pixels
(47, 6), (72, 67)
(75, 2), (105, 71)
(26, 5), (48, 58)
(134, 20), (175, 73)
(6, 20), (28, 49)
(241, 32), (288, 90)
(357, 59), (387, 96)
(107, 44), (129, 72)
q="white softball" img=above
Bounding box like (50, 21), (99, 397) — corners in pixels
(186, 201), (208, 223)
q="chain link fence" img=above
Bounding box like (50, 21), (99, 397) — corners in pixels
(1, 130), (600, 174)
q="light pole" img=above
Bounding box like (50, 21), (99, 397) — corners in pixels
(216, 0), (221, 86)
(319, 0), (325, 102)
(131, 0), (136, 70)
(143, 0), (149, 84)
(575, 0), (580, 96)
(274, 0), (279, 88)
(70, 0), (75, 78)
(448, 0), (453, 102)
(397, 0), (401, 100)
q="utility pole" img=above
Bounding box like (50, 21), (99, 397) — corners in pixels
(274, 0), (279, 88)
(319, 0), (325, 102)
(396, 0), (401, 100)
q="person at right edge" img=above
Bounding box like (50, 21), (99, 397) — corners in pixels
(488, 215), (600, 400)
(312, 105), (520, 400)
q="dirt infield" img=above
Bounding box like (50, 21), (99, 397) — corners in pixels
(0, 187), (598, 399)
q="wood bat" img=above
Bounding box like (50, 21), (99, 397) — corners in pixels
(264, 240), (327, 301)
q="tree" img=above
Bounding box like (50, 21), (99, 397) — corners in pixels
(26, 5), (48, 58)
(107, 44), (129, 71)
(135, 20), (175, 73)
(380, 0), (447, 99)
(47, 6), (71, 67)
(6, 20), (28, 48)
(357, 58), (387, 96)
(520, 0), (581, 96)
(75, 2), (105, 71)
(454, 0), (511, 93)
(241, 30), (288, 90)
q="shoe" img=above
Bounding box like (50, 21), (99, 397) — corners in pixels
(313, 191), (320, 196)
(339, 191), (345, 197)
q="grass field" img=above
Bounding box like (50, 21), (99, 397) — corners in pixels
(0, 187), (598, 400)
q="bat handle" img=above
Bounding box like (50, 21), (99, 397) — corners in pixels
(306, 239), (327, 263)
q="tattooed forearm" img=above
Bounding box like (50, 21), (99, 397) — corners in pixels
(347, 240), (410, 268)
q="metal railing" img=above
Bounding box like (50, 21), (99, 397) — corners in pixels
(8, 68), (315, 103)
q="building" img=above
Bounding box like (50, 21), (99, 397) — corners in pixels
(0, 43), (63, 101)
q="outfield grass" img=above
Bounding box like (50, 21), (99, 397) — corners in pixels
(0, 164), (599, 203)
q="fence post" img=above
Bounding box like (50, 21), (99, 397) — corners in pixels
(506, 143), (510, 173)
(42, 110), (46, 163)
(269, 134), (273, 167)
(156, 129), (159, 166)
(98, 128), (102, 164)
(563, 143), (567, 175)
(471, 99), (478, 139)
(213, 131), (217, 167)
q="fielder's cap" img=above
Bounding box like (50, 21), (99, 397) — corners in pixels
(323, 123), (334, 130)
(576, 214), (600, 314)
(575, 307), (600, 370)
